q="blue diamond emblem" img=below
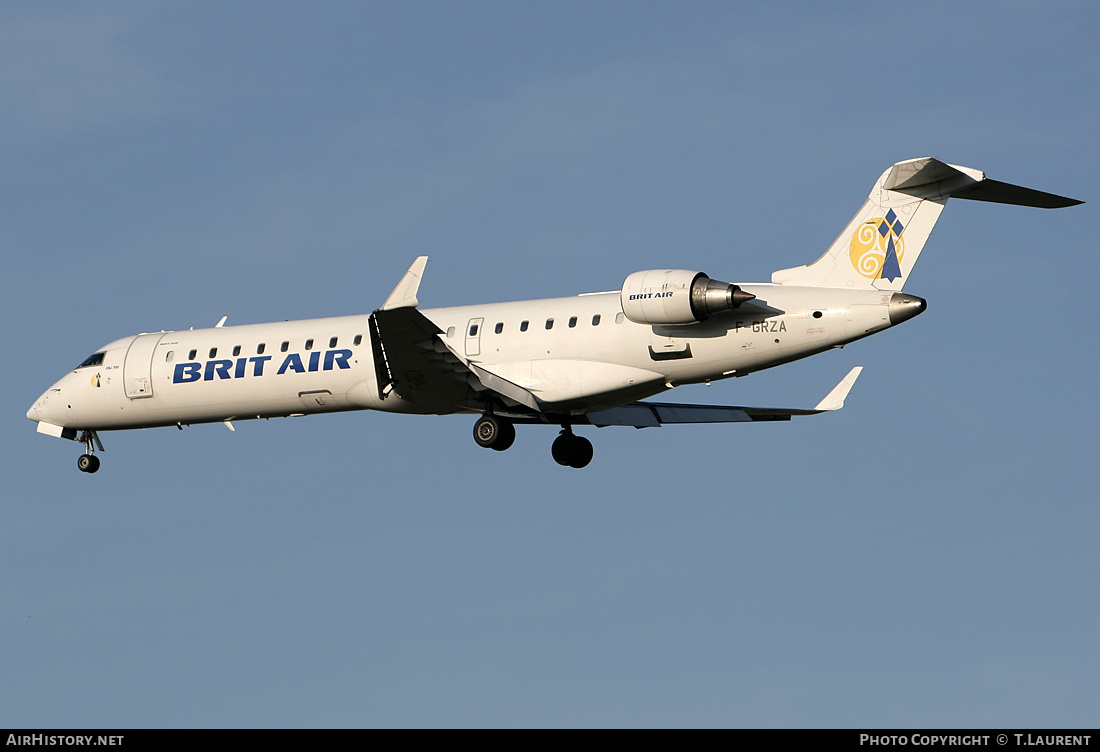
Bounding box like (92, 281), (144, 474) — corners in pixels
(880, 237), (902, 281)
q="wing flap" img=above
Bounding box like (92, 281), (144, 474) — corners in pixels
(586, 403), (753, 427)
(467, 362), (541, 411)
(473, 359), (665, 411)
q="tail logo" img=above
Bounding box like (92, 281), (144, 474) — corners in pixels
(849, 209), (905, 282)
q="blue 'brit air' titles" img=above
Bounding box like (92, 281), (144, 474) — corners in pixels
(173, 349), (353, 384)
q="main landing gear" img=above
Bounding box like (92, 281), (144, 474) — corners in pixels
(471, 416), (593, 468)
(76, 430), (103, 474)
(473, 415), (516, 451)
(551, 428), (593, 469)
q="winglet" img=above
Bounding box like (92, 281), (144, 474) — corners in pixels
(814, 366), (863, 411)
(382, 256), (429, 310)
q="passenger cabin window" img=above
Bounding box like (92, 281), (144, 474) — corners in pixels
(446, 326), (455, 338)
(494, 322), (503, 334)
(166, 351), (174, 363)
(469, 324), (479, 336)
(209, 347), (217, 358)
(520, 321), (529, 332)
(188, 349), (197, 360)
(232, 345), (241, 357)
(615, 312), (625, 324)
(353, 334), (362, 346)
(305, 339), (314, 350)
(281, 341), (289, 352)
(545, 318), (554, 330)
(257, 343), (266, 355)
(77, 352), (105, 369)
(568, 316), (577, 328)
(329, 337), (338, 348)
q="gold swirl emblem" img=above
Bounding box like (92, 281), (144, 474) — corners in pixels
(849, 217), (904, 280)
(91, 373), (101, 388)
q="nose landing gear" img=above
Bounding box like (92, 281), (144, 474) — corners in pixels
(77, 454), (100, 473)
(76, 430), (103, 474)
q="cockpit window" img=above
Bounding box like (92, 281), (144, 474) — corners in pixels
(77, 352), (105, 369)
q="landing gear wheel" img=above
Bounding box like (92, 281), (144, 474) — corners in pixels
(76, 431), (103, 473)
(567, 436), (593, 469)
(77, 454), (100, 474)
(552, 433), (574, 466)
(552, 431), (593, 468)
(473, 415), (516, 451)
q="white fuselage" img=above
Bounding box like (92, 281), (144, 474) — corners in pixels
(29, 158), (1078, 473)
(27, 284), (905, 433)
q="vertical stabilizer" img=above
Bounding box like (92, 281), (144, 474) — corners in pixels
(770, 158), (1081, 291)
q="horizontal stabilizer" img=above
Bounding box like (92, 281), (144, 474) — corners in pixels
(950, 179), (1083, 208)
(882, 158), (979, 192)
(884, 158), (1082, 207)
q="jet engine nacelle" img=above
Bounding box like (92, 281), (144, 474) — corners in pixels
(620, 269), (755, 325)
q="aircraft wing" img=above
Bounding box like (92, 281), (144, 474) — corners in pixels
(584, 367), (863, 427)
(368, 305), (473, 412)
(370, 257), (544, 413)
(372, 258), (862, 423)
(366, 257), (472, 411)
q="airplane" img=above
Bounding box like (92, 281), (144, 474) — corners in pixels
(27, 157), (1081, 472)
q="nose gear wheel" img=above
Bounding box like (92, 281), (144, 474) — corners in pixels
(77, 454), (100, 473)
(76, 430), (103, 474)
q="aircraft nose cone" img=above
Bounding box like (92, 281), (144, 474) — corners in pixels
(28, 386), (57, 424)
(27, 391), (48, 422)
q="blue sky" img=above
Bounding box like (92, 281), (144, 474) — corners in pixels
(2, 1), (1097, 728)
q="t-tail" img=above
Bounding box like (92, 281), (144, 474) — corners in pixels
(771, 157), (1082, 291)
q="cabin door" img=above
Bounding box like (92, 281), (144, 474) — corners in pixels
(123, 333), (166, 399)
(465, 318), (484, 357)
